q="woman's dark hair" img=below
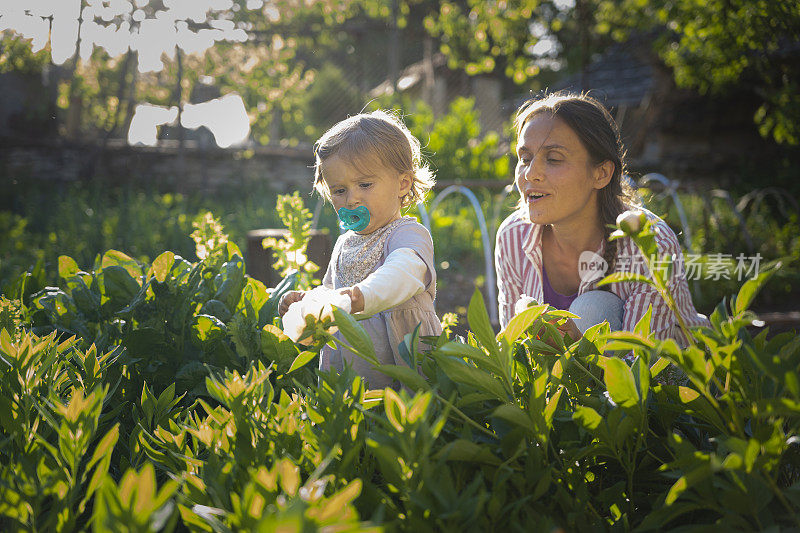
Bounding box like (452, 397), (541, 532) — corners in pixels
(514, 92), (638, 274)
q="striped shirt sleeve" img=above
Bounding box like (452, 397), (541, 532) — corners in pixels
(619, 217), (707, 342)
(495, 217), (526, 329)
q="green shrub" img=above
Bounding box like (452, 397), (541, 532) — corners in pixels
(2, 209), (799, 531)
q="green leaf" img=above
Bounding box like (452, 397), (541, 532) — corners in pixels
(262, 272), (298, 327)
(467, 288), (498, 355)
(375, 364), (429, 392)
(633, 305), (653, 338)
(734, 265), (778, 315)
(614, 413), (636, 444)
(199, 299), (232, 322)
(436, 439), (502, 465)
(435, 354), (509, 400)
(260, 324), (299, 369)
(225, 241), (242, 261)
(573, 405), (603, 431)
(602, 357), (639, 408)
(58, 255), (80, 279)
(637, 502), (705, 532)
(150, 251), (175, 283)
(650, 357), (670, 378)
(288, 350), (317, 373)
(332, 306), (377, 364)
(597, 272), (654, 288)
(155, 383), (178, 419)
(101, 249), (142, 280)
(678, 346), (713, 383)
(85, 423), (120, 472)
(632, 356), (650, 405)
(240, 278), (270, 318)
(191, 315), (227, 345)
(398, 323), (422, 368)
(544, 386), (563, 428)
(101, 265), (141, 303)
(317, 479), (362, 522)
(406, 392), (432, 424)
(214, 255), (246, 310)
(438, 341), (503, 375)
(493, 404), (532, 434)
(83, 424), (120, 509)
(665, 464), (713, 505)
(660, 385), (726, 431)
(383, 388), (406, 432)
(498, 303), (548, 344)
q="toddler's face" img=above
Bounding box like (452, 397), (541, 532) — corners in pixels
(321, 154), (411, 234)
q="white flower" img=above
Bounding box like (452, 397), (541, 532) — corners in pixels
(514, 294), (538, 315)
(616, 209), (646, 235)
(282, 286), (352, 342)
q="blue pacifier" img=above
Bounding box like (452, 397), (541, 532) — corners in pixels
(337, 206), (371, 232)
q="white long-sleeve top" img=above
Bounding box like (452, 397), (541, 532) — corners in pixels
(354, 247), (427, 316)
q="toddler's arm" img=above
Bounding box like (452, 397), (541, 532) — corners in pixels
(344, 247), (427, 315)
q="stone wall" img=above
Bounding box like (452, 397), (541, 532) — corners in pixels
(0, 138), (316, 194)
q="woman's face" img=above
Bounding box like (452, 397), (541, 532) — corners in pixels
(514, 113), (611, 226)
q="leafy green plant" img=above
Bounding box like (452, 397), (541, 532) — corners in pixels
(262, 192), (320, 291)
(0, 328), (120, 531)
(284, 211), (800, 530)
(2, 200), (799, 531)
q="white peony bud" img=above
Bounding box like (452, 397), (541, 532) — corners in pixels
(616, 210), (646, 235)
(514, 294), (538, 315)
(282, 286), (352, 342)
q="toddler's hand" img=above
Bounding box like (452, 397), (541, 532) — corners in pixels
(278, 290), (305, 316)
(337, 286), (365, 313)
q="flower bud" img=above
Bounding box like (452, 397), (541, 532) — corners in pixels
(514, 294), (538, 315)
(281, 286), (352, 343)
(616, 210), (646, 235)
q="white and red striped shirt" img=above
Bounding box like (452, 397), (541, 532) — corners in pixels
(495, 208), (710, 342)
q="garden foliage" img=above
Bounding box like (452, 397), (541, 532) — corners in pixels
(2, 213), (800, 532)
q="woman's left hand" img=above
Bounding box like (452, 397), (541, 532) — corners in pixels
(552, 317), (581, 343)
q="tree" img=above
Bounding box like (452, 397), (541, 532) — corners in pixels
(0, 33), (57, 139)
(419, 0), (800, 145)
(594, 0), (800, 145)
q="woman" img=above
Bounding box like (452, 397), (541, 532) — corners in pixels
(495, 92), (708, 343)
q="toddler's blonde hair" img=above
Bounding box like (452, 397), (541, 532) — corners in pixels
(313, 109), (435, 209)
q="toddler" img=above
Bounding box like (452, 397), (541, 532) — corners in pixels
(279, 110), (442, 389)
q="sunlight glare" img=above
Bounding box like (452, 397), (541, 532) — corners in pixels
(181, 94), (250, 148)
(128, 104), (179, 146)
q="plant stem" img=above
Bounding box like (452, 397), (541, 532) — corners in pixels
(641, 252), (697, 348)
(571, 357), (605, 388)
(435, 394), (496, 438)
